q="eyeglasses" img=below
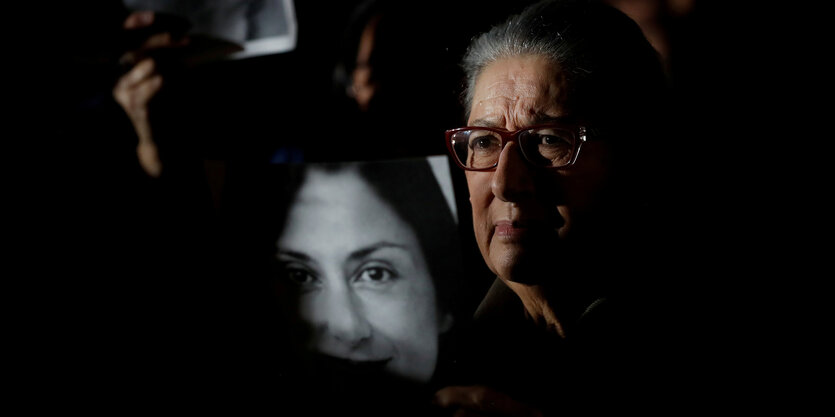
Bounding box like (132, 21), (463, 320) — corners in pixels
(445, 123), (587, 171)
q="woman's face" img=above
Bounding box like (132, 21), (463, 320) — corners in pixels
(465, 55), (614, 283)
(276, 167), (442, 383)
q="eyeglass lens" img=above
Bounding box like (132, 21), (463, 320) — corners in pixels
(450, 127), (576, 169)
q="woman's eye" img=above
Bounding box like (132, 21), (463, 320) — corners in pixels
(281, 266), (317, 286)
(538, 134), (570, 146)
(473, 138), (491, 149)
(356, 266), (397, 283)
(469, 135), (499, 151)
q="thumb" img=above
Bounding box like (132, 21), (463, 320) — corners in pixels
(123, 10), (155, 29)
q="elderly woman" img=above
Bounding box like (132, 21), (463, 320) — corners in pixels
(434, 0), (679, 415)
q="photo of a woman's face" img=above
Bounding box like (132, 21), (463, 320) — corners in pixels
(275, 166), (442, 383)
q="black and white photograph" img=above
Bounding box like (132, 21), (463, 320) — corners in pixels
(242, 155), (469, 415)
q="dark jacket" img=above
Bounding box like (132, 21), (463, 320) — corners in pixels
(439, 277), (680, 416)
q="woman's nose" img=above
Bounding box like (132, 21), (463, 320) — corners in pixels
(314, 287), (372, 348)
(491, 141), (536, 202)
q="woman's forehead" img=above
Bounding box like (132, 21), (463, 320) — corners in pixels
(281, 168), (418, 247)
(469, 55), (569, 127)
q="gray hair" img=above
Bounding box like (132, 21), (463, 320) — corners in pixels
(460, 0), (665, 129)
(461, 2), (573, 114)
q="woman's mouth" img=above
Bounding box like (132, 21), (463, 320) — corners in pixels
(494, 220), (530, 240)
(314, 353), (392, 375)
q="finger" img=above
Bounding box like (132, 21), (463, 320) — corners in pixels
(119, 33), (190, 68)
(123, 10), (155, 29)
(127, 75), (163, 115)
(118, 58), (157, 89)
(435, 386), (489, 408)
(434, 386), (543, 417)
(140, 32), (175, 50)
(133, 75), (164, 106)
(114, 75), (162, 120)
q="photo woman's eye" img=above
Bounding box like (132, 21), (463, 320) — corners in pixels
(354, 264), (399, 284)
(279, 263), (319, 287)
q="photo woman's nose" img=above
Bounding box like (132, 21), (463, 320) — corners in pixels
(313, 285), (373, 350)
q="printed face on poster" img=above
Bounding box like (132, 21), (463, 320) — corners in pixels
(264, 155), (467, 391)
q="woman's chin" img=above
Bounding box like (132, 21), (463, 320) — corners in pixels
(312, 352), (393, 375)
(307, 352), (428, 398)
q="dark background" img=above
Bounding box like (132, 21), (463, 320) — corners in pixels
(34, 1), (541, 411)
(21, 0), (815, 413)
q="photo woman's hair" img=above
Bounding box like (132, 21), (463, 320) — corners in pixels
(261, 158), (464, 319)
(220, 157), (468, 413)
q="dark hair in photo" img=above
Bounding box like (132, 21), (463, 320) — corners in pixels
(219, 157), (469, 414)
(269, 158), (465, 316)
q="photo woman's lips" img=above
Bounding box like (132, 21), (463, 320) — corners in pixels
(316, 353), (393, 375)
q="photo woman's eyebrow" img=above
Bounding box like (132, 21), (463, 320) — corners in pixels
(276, 249), (318, 266)
(348, 241), (411, 262)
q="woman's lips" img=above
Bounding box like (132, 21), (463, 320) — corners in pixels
(316, 353), (393, 374)
(494, 220), (530, 240)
